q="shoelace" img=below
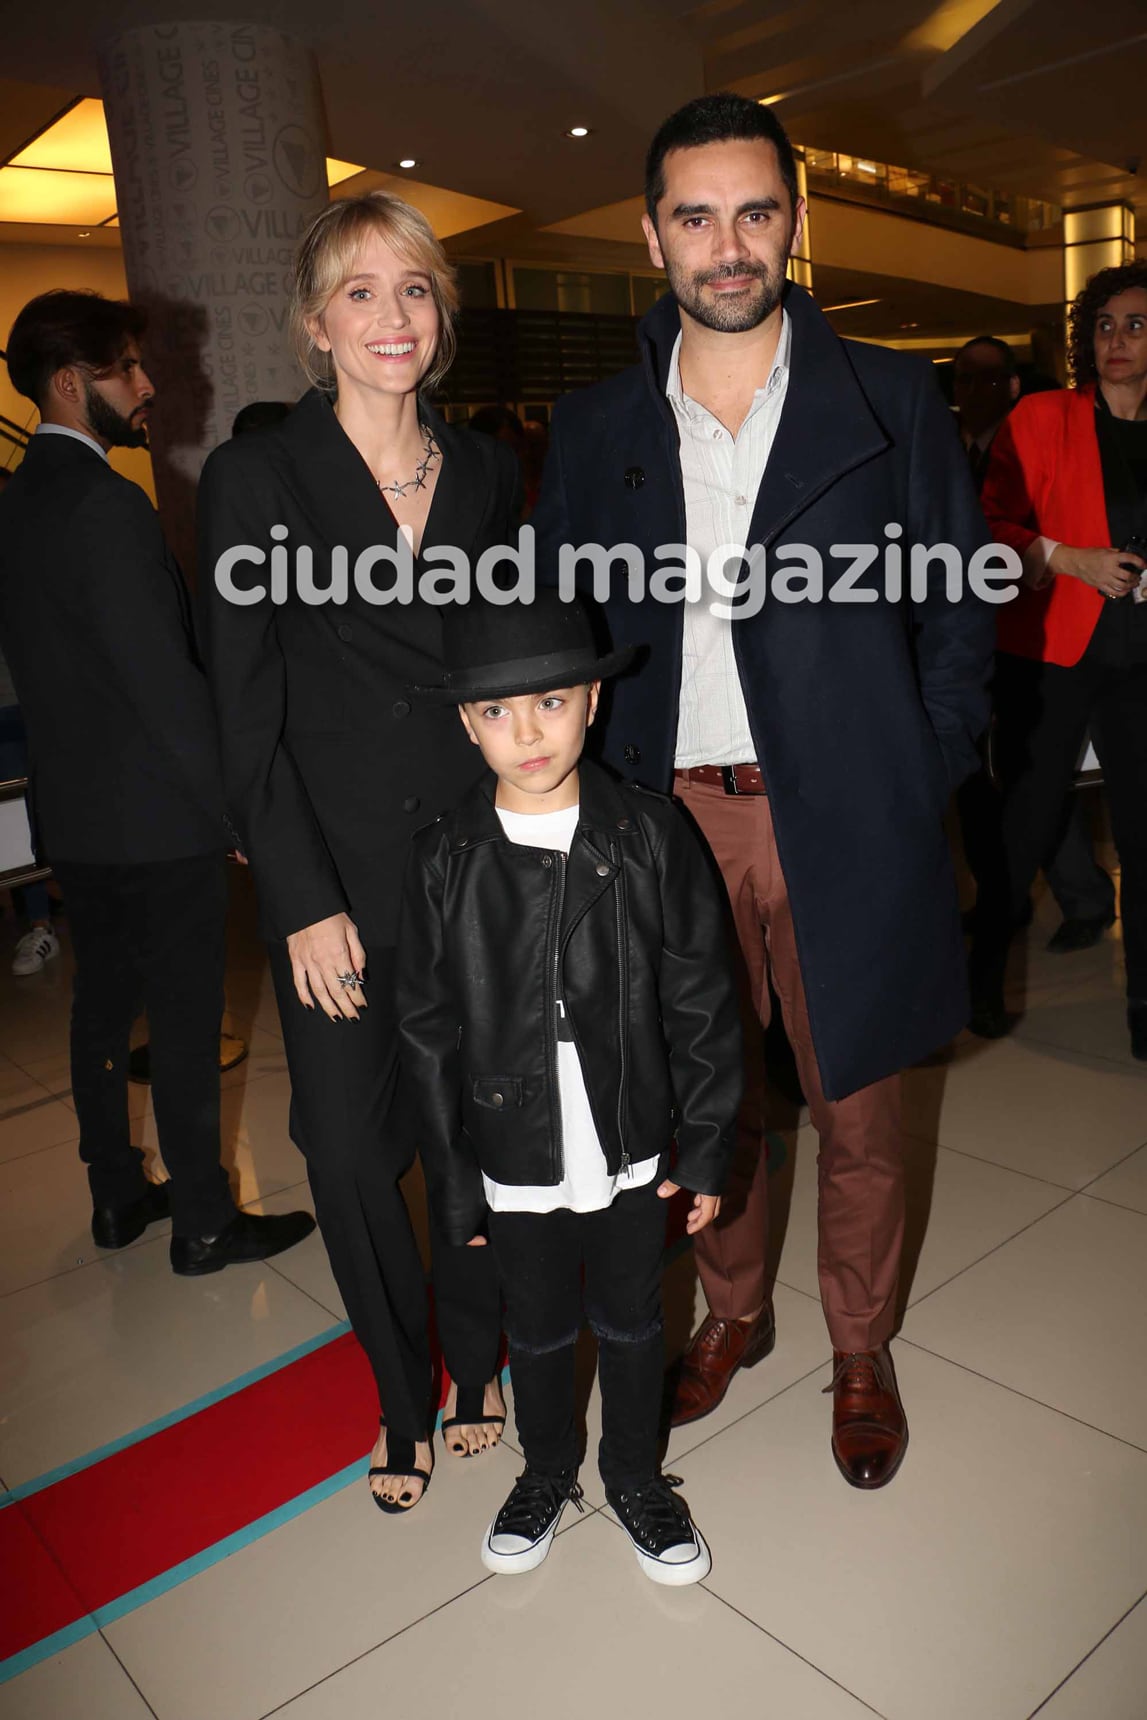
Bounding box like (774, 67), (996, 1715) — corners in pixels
(612, 1475), (691, 1548)
(497, 1471), (585, 1539)
(822, 1352), (880, 1396)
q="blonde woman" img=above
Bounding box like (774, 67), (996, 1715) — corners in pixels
(198, 193), (517, 1511)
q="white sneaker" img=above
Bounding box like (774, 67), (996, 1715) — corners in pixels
(12, 926), (59, 976)
(606, 1476), (712, 1586)
(480, 1469), (584, 1575)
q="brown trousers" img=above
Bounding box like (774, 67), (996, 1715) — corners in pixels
(675, 774), (904, 1353)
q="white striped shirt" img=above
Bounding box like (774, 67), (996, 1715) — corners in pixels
(667, 311), (791, 769)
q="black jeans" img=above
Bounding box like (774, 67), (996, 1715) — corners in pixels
(971, 649), (1147, 1003)
(269, 942), (502, 1444)
(52, 854), (236, 1238)
(489, 1178), (667, 1491)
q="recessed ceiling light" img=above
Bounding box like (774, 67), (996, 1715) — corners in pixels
(396, 158), (418, 170)
(77, 230), (91, 238)
(822, 297), (881, 312)
(565, 126), (591, 139)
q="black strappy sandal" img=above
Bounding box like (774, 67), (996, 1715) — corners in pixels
(369, 1419), (433, 1514)
(440, 1382), (507, 1458)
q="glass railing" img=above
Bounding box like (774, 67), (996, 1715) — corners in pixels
(803, 148), (1061, 241)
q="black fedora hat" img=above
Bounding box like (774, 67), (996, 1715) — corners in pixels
(415, 588), (635, 703)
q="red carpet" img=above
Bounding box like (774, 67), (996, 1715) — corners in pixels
(2, 1329), (377, 1668)
(3, 1193), (695, 1677)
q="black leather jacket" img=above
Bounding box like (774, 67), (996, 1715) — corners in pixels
(396, 759), (742, 1245)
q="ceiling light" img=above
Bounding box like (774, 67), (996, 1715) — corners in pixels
(565, 127), (591, 139)
(77, 229), (90, 238)
(822, 297), (881, 312)
(11, 98), (112, 174)
(758, 94), (786, 106)
(396, 158), (418, 170)
(0, 165), (117, 226)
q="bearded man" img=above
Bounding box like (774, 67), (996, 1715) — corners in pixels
(532, 94), (994, 1488)
(0, 291), (313, 1275)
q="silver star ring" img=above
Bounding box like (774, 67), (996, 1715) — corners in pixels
(336, 971), (360, 989)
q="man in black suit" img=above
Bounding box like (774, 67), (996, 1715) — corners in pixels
(533, 94), (994, 1487)
(0, 290), (313, 1273)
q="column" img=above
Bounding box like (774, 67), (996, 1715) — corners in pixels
(1063, 201), (1136, 375)
(98, 22), (330, 571)
(788, 146), (813, 293)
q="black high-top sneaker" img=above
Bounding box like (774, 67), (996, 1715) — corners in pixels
(481, 1468), (584, 1575)
(605, 1474), (711, 1586)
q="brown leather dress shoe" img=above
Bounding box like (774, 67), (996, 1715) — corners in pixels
(826, 1345), (908, 1489)
(669, 1307), (776, 1428)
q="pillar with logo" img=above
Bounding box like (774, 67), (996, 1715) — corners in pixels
(98, 20), (330, 574)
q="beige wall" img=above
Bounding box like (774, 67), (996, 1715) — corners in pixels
(810, 199), (1064, 305)
(0, 242), (155, 499)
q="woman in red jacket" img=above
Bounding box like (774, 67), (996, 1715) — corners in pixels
(974, 261), (1147, 1058)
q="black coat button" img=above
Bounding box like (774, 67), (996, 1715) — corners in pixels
(337, 623), (352, 642)
(402, 796), (420, 813)
(595, 862), (610, 877)
(624, 744), (641, 764)
(541, 854), (553, 868)
(491, 1091), (504, 1107)
(616, 817), (631, 831)
(392, 699), (410, 718)
(624, 467), (645, 489)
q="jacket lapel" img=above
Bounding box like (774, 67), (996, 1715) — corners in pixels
(560, 761), (633, 948)
(278, 390), (491, 564)
(279, 388), (399, 559)
(446, 764), (631, 949)
(419, 405), (490, 561)
(745, 285), (891, 548)
(637, 283), (892, 551)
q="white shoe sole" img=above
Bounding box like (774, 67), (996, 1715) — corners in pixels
(632, 1526), (711, 1586)
(480, 1511), (563, 1575)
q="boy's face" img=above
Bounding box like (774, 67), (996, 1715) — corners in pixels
(459, 683), (599, 814)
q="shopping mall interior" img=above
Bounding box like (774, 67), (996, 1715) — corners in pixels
(1, 2), (1146, 1716)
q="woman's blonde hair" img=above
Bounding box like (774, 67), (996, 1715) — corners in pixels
(290, 191), (459, 395)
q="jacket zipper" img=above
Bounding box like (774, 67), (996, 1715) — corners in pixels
(613, 838), (630, 1175)
(546, 850), (567, 1182)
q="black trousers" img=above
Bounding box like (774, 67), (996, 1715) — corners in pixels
(52, 854), (236, 1238)
(488, 1178), (667, 1491)
(268, 942), (502, 1444)
(958, 767), (1114, 923)
(971, 649), (1147, 1002)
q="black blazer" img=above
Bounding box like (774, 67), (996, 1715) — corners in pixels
(531, 284), (996, 1101)
(0, 433), (224, 865)
(196, 390), (520, 948)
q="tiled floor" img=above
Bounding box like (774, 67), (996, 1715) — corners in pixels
(1, 872), (1145, 1720)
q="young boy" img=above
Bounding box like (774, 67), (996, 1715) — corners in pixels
(397, 590), (741, 1584)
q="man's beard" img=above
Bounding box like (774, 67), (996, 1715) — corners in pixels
(84, 380), (151, 449)
(664, 255), (787, 334)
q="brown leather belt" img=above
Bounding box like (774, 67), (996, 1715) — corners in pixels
(677, 763), (767, 796)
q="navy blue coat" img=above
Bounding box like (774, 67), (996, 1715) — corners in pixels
(532, 284), (994, 1100)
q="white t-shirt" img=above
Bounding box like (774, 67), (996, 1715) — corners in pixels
(483, 802), (660, 1214)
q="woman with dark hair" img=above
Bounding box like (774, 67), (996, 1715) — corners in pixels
(198, 193), (518, 1510)
(972, 261), (1147, 1056)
